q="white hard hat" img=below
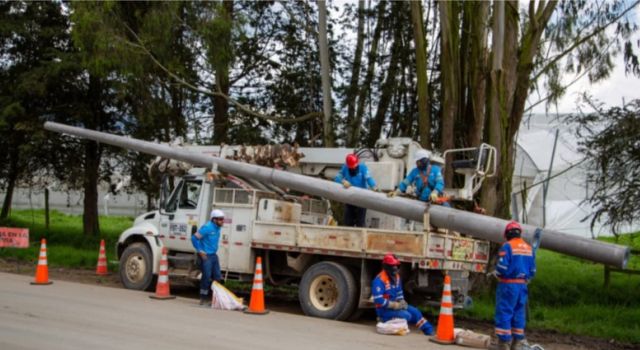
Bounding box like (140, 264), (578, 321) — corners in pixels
(210, 209), (225, 219)
(413, 149), (431, 163)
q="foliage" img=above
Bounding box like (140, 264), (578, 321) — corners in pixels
(0, 209), (132, 268)
(567, 98), (640, 234)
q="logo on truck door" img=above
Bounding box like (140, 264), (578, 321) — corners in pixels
(170, 223), (188, 236)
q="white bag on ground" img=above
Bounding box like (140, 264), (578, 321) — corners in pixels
(210, 281), (245, 310)
(376, 318), (410, 336)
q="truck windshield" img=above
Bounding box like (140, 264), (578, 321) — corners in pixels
(178, 179), (203, 209)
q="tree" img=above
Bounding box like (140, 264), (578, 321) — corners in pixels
(410, 1), (430, 149)
(473, 0), (639, 218)
(317, 0), (334, 147)
(0, 1), (72, 220)
(569, 98), (640, 235)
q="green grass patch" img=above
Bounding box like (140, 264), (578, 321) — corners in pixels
(460, 235), (640, 343)
(0, 209), (133, 268)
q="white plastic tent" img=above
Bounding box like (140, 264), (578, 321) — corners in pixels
(512, 114), (638, 238)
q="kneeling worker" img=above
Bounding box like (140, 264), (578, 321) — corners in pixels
(372, 253), (434, 335)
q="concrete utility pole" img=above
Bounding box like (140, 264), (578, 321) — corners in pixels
(44, 122), (630, 269)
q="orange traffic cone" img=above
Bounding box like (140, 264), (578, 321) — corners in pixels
(430, 274), (455, 344)
(149, 247), (176, 300)
(244, 256), (269, 315)
(96, 239), (109, 275)
(31, 238), (53, 285)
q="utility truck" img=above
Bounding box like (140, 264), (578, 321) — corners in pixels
(44, 122), (631, 322)
(117, 137), (495, 320)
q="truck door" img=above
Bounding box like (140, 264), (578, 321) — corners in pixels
(159, 178), (203, 252)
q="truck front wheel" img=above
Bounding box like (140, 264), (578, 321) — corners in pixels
(299, 261), (357, 321)
(119, 243), (155, 291)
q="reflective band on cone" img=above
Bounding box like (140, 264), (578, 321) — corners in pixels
(31, 238), (53, 285)
(244, 256), (269, 315)
(149, 247), (176, 300)
(96, 239), (109, 275)
(430, 274), (455, 344)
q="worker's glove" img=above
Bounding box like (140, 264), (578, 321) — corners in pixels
(429, 191), (439, 202)
(387, 189), (399, 198)
(342, 180), (351, 189)
(387, 301), (403, 310)
(486, 270), (498, 280)
(398, 300), (408, 310)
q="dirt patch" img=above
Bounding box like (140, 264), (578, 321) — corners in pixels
(1, 258), (636, 350)
(454, 318), (638, 350)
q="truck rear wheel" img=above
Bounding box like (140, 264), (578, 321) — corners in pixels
(119, 243), (155, 291)
(299, 261), (357, 321)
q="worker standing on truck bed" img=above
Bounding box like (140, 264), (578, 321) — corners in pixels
(388, 149), (448, 206)
(334, 153), (378, 227)
(372, 253), (434, 335)
(191, 209), (225, 306)
(494, 221), (536, 350)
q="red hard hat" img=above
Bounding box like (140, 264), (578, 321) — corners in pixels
(382, 253), (400, 266)
(346, 154), (359, 169)
(504, 220), (522, 238)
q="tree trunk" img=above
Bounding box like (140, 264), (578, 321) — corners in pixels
(482, 1), (557, 219)
(212, 0), (234, 144)
(83, 139), (100, 236)
(439, 1), (460, 184)
(0, 149), (19, 219)
(464, 1), (489, 148)
(367, 2), (402, 146)
(345, 0), (366, 147)
(317, 0), (334, 147)
(353, 0), (386, 146)
(410, 0), (430, 149)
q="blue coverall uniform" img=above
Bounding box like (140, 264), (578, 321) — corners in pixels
(372, 270), (433, 335)
(494, 237), (536, 342)
(334, 163), (376, 227)
(398, 163), (446, 204)
(191, 220), (222, 299)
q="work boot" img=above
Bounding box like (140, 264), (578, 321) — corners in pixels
(199, 297), (211, 306)
(419, 322), (434, 336)
(511, 339), (530, 350)
(491, 339), (511, 350)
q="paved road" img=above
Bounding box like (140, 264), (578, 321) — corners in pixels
(0, 272), (471, 350)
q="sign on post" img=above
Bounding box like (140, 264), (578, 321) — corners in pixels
(0, 227), (29, 248)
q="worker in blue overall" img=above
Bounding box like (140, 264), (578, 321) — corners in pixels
(388, 149), (449, 206)
(372, 253), (434, 335)
(334, 153), (378, 227)
(494, 221), (536, 350)
(191, 209), (225, 306)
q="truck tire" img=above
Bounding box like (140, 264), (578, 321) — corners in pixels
(119, 243), (155, 291)
(299, 261), (357, 321)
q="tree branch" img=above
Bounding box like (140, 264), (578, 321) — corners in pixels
(532, 0), (640, 82)
(119, 22), (322, 125)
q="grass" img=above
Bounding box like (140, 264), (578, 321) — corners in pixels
(459, 233), (640, 343)
(0, 209), (133, 269)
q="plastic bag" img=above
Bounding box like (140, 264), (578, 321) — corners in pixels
(210, 281), (245, 310)
(376, 318), (410, 336)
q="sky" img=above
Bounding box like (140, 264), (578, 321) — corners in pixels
(528, 2), (640, 114)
